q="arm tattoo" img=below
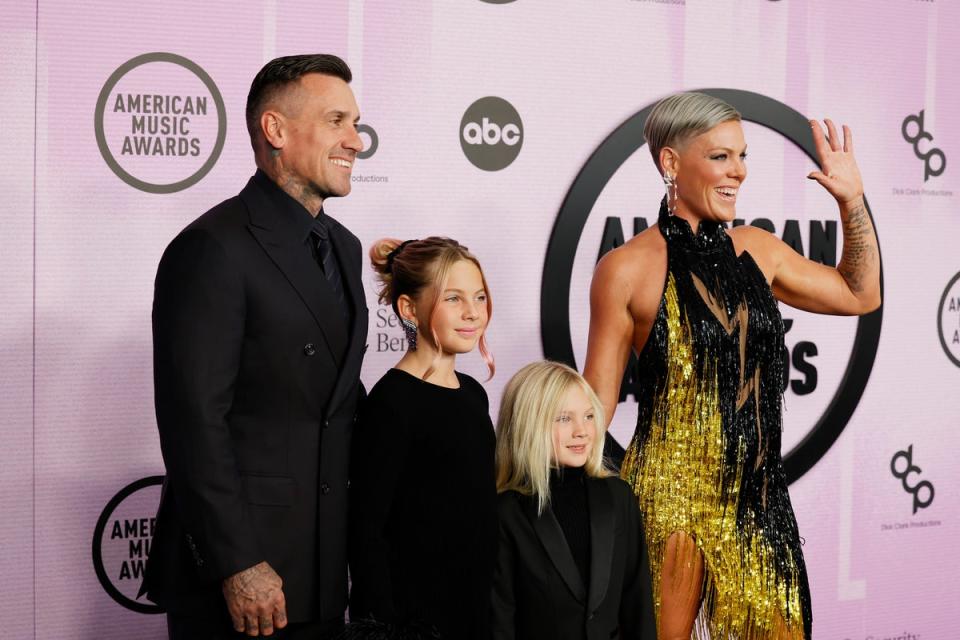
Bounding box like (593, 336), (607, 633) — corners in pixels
(837, 201), (876, 294)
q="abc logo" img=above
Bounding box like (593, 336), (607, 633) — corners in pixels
(460, 96), (523, 171)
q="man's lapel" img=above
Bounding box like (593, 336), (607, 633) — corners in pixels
(240, 177), (349, 364)
(324, 220), (368, 417)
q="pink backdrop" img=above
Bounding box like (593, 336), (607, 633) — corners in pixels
(1, 1), (958, 638)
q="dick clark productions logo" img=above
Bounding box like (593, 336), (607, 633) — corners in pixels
(890, 445), (934, 514)
(357, 124), (378, 160)
(92, 476), (164, 613)
(460, 97), (524, 171)
(95, 52), (226, 194)
(542, 89), (883, 484)
(901, 110), (946, 182)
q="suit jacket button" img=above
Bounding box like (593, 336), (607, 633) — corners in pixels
(321, 483), (331, 495)
(303, 343), (316, 356)
(323, 419), (330, 429)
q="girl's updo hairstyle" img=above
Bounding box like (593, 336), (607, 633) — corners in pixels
(643, 91), (741, 174)
(369, 236), (494, 379)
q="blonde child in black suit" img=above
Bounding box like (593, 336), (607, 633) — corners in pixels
(492, 361), (657, 640)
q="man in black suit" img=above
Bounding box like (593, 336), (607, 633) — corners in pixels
(143, 54), (368, 639)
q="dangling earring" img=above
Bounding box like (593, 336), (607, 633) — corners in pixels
(400, 317), (418, 351)
(664, 173), (679, 215)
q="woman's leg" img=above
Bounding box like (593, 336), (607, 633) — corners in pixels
(657, 531), (704, 640)
(771, 613), (805, 640)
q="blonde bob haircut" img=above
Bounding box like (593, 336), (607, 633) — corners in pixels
(644, 91), (741, 174)
(495, 361), (612, 514)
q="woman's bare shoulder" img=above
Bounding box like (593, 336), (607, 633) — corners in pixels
(592, 225), (667, 323)
(595, 225), (665, 280)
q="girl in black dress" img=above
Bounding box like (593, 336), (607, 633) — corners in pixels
(492, 361), (656, 640)
(348, 237), (497, 640)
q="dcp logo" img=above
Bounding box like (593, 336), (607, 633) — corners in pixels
(901, 110), (946, 182)
(938, 270), (960, 367)
(92, 476), (165, 613)
(541, 89), (883, 484)
(891, 445), (935, 514)
(460, 96), (523, 171)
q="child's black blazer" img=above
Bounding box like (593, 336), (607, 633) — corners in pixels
(492, 475), (657, 640)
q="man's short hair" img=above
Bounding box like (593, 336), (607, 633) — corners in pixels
(245, 54), (353, 147)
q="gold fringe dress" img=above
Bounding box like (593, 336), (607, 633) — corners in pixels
(620, 202), (812, 639)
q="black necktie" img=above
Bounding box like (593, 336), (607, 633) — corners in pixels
(310, 219), (350, 325)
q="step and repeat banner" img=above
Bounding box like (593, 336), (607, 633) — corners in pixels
(2, 1), (958, 638)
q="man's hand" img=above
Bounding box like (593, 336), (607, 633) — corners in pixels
(222, 561), (288, 636)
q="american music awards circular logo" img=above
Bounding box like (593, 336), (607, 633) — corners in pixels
(92, 476), (165, 613)
(938, 271), (960, 367)
(94, 52), (226, 194)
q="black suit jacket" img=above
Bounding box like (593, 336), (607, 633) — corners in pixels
(142, 173), (368, 623)
(492, 476), (657, 640)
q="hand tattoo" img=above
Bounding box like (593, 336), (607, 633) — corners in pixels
(223, 561), (283, 606)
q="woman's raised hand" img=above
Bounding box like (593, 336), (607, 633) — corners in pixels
(806, 119), (864, 205)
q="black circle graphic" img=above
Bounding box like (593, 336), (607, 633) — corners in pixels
(937, 271), (960, 368)
(92, 475), (165, 614)
(541, 89), (883, 484)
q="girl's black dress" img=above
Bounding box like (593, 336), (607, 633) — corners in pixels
(348, 368), (497, 640)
